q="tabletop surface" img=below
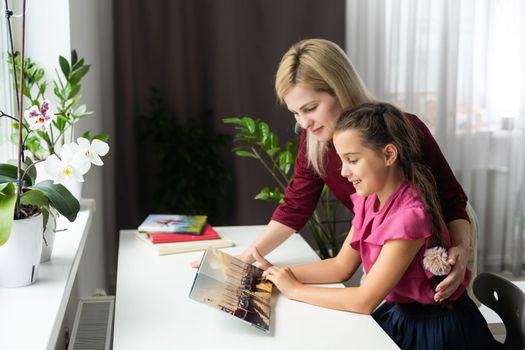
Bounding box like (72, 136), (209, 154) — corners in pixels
(114, 225), (399, 350)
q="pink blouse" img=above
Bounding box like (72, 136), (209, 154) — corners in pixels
(350, 180), (470, 304)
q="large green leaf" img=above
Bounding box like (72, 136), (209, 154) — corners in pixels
(32, 180), (79, 222)
(20, 189), (49, 207)
(0, 183), (17, 246)
(0, 163), (32, 186)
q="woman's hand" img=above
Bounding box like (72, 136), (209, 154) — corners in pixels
(434, 244), (469, 302)
(251, 247), (273, 269)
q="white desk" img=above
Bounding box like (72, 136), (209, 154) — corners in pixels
(0, 199), (94, 350)
(114, 226), (399, 350)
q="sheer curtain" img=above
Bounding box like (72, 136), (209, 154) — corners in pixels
(0, 4), (17, 163)
(346, 0), (525, 275)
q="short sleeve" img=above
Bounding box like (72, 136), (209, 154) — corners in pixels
(365, 206), (432, 245)
(349, 193), (366, 229)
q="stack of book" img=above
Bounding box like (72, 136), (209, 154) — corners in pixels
(135, 214), (232, 255)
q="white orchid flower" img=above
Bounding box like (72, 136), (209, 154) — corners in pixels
(76, 137), (109, 167)
(43, 143), (90, 184)
(24, 99), (54, 131)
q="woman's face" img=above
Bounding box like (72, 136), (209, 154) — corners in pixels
(283, 84), (342, 142)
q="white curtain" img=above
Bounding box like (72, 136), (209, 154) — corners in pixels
(346, 0), (525, 275)
(0, 3), (17, 163)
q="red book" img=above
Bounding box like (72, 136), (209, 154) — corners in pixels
(148, 224), (220, 244)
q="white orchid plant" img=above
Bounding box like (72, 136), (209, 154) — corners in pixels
(0, 99), (109, 246)
(0, 5), (108, 246)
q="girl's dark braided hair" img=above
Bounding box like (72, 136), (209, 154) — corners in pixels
(335, 102), (444, 246)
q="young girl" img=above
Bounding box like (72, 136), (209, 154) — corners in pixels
(253, 103), (500, 350)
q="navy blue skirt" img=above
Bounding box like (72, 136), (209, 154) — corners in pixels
(372, 292), (502, 350)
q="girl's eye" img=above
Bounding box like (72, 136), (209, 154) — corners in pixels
(347, 158), (358, 164)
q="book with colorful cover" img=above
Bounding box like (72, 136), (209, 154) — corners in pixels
(148, 224), (219, 244)
(138, 214), (207, 235)
(189, 248), (273, 332)
(134, 230), (233, 255)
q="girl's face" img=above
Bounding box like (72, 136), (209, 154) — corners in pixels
(283, 84), (342, 142)
(333, 129), (393, 199)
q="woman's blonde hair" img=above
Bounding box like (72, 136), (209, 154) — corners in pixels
(275, 38), (375, 175)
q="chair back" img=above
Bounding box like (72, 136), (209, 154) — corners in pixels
(473, 272), (525, 350)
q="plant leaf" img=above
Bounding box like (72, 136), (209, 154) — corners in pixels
(0, 182), (17, 246)
(71, 50), (78, 66)
(20, 188), (49, 207)
(92, 133), (109, 142)
(59, 55), (70, 78)
(234, 150), (258, 159)
(240, 117), (256, 134)
(257, 121), (270, 144)
(68, 84), (81, 100)
(31, 180), (79, 222)
(0, 163), (32, 186)
(222, 117), (242, 125)
(70, 66), (90, 85)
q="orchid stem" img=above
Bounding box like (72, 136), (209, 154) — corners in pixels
(14, 0), (27, 219)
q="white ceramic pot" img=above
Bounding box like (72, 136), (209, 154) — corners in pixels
(40, 216), (57, 263)
(0, 214), (43, 287)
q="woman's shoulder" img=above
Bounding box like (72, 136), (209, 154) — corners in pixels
(403, 112), (434, 139)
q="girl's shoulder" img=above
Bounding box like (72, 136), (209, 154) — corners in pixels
(351, 182), (432, 244)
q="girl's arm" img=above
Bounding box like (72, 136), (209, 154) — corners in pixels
(252, 226), (362, 284)
(288, 227), (361, 283)
(264, 238), (424, 315)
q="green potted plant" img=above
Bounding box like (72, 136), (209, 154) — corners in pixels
(8, 50), (108, 196)
(223, 117), (346, 259)
(0, 3), (108, 287)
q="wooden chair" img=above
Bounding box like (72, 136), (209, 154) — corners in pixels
(473, 272), (525, 350)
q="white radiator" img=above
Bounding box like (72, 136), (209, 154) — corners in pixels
(69, 296), (115, 350)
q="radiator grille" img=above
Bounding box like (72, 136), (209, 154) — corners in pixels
(69, 296), (115, 350)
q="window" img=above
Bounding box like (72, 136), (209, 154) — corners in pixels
(0, 6), (17, 163)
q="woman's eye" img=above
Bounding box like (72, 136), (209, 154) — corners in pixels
(347, 159), (357, 164)
(305, 106), (317, 113)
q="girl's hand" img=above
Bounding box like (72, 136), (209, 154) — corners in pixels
(252, 247), (301, 299)
(263, 266), (301, 299)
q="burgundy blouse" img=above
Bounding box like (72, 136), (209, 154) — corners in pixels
(271, 113), (469, 231)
